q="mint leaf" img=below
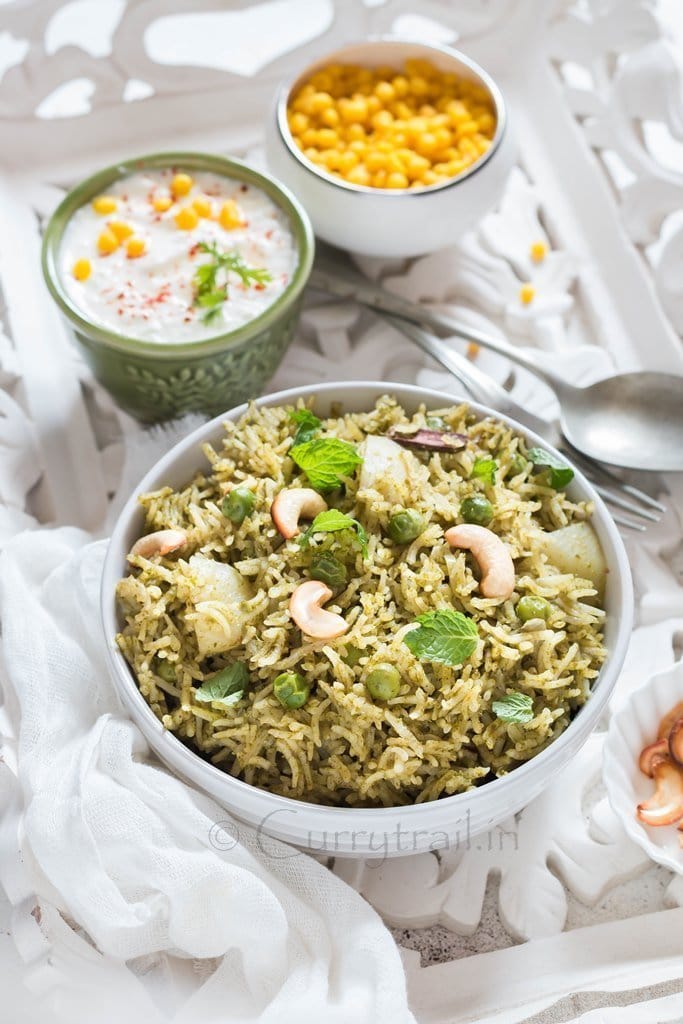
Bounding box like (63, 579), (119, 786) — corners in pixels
(471, 457), (497, 485)
(527, 448), (574, 490)
(290, 437), (362, 492)
(289, 408), (322, 447)
(300, 508), (368, 557)
(195, 663), (248, 707)
(404, 609), (478, 667)
(492, 692), (534, 723)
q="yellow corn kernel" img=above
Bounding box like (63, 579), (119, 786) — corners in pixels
(432, 127), (452, 151)
(392, 75), (409, 98)
(172, 173), (193, 196)
(92, 195), (117, 215)
(386, 171), (409, 189)
(72, 258), (91, 281)
(126, 236), (147, 258)
(152, 194), (172, 212)
(322, 149), (342, 170)
(374, 80), (395, 103)
(346, 122), (366, 141)
(365, 151), (386, 173)
(288, 111), (309, 135)
(339, 97), (368, 123)
(337, 151), (359, 174)
(300, 127), (319, 148)
(519, 283), (536, 305)
(97, 229), (119, 255)
(316, 128), (339, 149)
(175, 205), (199, 231)
(385, 152), (405, 174)
(446, 159), (467, 178)
(530, 240), (548, 263)
(372, 109), (393, 130)
(393, 99), (413, 119)
(320, 106), (340, 127)
(219, 200), (244, 230)
(310, 91), (333, 113)
(372, 169), (387, 188)
(415, 132), (439, 155)
(347, 164), (371, 186)
(192, 194), (213, 218)
(408, 75), (430, 98)
(108, 220), (134, 241)
(366, 94), (381, 114)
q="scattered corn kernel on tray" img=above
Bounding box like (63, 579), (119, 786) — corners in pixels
(1, 1), (683, 1021)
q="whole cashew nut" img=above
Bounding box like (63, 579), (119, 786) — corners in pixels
(289, 580), (349, 640)
(271, 488), (328, 539)
(129, 528), (187, 561)
(445, 524), (515, 600)
(637, 759), (683, 827)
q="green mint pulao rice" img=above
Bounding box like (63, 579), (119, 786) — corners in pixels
(116, 396), (606, 807)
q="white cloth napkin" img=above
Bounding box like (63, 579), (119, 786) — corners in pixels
(0, 527), (415, 1024)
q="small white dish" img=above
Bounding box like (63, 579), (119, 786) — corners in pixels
(604, 660), (683, 874)
(265, 38), (517, 258)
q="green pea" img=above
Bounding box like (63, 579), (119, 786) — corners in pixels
(516, 595), (552, 622)
(273, 671), (310, 709)
(509, 453), (527, 477)
(387, 509), (425, 543)
(154, 657), (176, 683)
(222, 486), (255, 525)
(365, 663), (401, 701)
(460, 495), (494, 525)
(342, 644), (364, 667)
(310, 551), (348, 591)
(426, 415), (446, 429)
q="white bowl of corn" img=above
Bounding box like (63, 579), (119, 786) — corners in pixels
(265, 37), (516, 257)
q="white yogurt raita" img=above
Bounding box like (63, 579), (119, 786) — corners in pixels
(59, 168), (298, 344)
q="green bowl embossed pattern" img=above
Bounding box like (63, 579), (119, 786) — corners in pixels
(41, 152), (314, 423)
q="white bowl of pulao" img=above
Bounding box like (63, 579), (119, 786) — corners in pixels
(102, 381), (632, 857)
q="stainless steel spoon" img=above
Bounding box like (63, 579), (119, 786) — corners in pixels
(382, 313), (663, 531)
(311, 251), (683, 472)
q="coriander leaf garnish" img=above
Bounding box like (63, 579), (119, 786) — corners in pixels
(300, 508), (368, 557)
(193, 242), (272, 324)
(527, 448), (574, 490)
(289, 408), (322, 447)
(404, 609), (478, 667)
(195, 663), (249, 707)
(492, 692), (534, 724)
(290, 437), (362, 493)
(471, 457), (497, 485)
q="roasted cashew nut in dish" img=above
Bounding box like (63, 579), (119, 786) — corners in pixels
(128, 529), (187, 561)
(637, 759), (683, 827)
(445, 524), (515, 600)
(289, 580), (349, 640)
(271, 488), (328, 539)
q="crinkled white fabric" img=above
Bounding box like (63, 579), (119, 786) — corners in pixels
(0, 527), (415, 1024)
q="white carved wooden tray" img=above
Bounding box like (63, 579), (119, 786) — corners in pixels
(1, 1), (683, 1021)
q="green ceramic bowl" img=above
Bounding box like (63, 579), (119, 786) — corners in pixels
(41, 152), (314, 423)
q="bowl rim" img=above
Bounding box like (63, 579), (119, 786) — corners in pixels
(603, 661), (683, 875)
(274, 36), (508, 198)
(102, 379), (633, 827)
(41, 151), (315, 360)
